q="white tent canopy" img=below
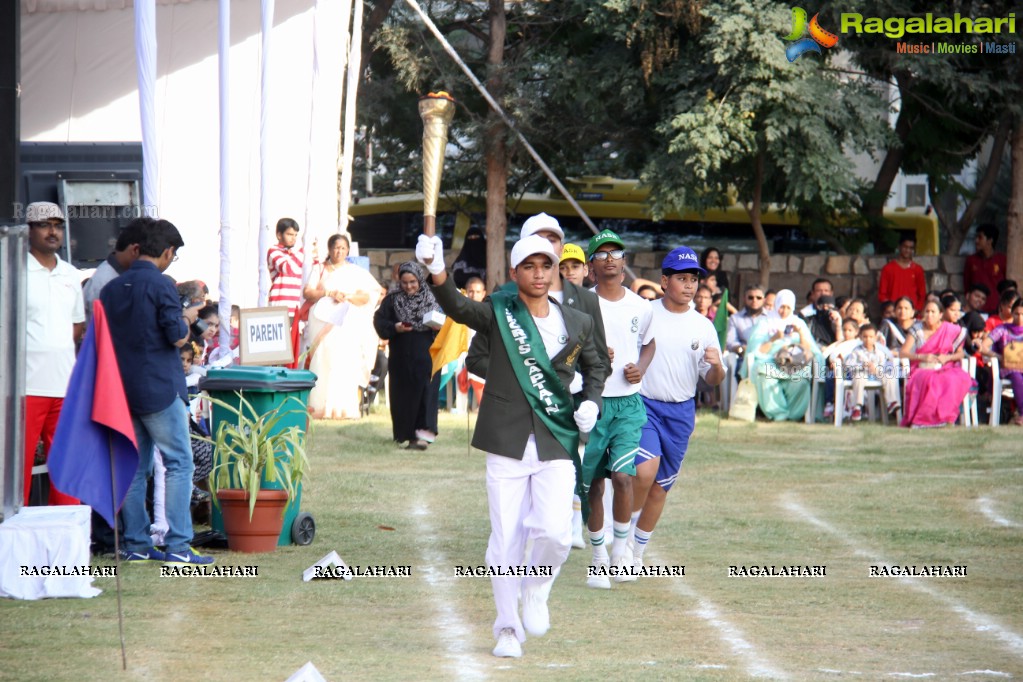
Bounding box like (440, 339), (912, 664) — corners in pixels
(21, 0), (346, 305)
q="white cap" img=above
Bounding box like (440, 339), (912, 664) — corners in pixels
(26, 202), (65, 223)
(510, 235), (558, 269)
(520, 212), (564, 240)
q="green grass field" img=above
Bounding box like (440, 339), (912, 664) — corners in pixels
(4, 411), (1022, 681)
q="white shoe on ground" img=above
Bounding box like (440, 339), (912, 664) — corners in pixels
(612, 553), (637, 583)
(521, 587), (550, 637)
(492, 628), (522, 658)
(586, 557), (611, 589)
(571, 530), (586, 549)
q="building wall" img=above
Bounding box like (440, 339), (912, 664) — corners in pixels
(360, 248), (967, 317)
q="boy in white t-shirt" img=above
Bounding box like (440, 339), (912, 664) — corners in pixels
(633, 247), (724, 568)
(582, 230), (656, 588)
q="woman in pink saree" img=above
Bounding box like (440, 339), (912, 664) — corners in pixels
(899, 300), (972, 427)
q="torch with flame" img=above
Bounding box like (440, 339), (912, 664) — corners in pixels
(418, 91), (456, 237)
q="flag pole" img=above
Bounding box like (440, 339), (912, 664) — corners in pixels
(108, 433), (128, 670)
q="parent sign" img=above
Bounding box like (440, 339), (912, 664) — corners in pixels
(239, 307), (294, 365)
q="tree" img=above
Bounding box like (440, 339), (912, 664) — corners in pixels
(599, 0), (889, 286)
(837, 0), (1023, 255)
(360, 0), (656, 285)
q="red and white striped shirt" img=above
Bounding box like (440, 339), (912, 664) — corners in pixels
(267, 244), (304, 313)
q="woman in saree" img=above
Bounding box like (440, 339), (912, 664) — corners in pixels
(879, 296), (916, 355)
(899, 299), (972, 428)
(740, 289), (824, 421)
(373, 262), (442, 449)
(304, 233), (384, 419)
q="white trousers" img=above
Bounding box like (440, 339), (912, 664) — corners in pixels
(850, 375), (900, 409)
(486, 434), (574, 641)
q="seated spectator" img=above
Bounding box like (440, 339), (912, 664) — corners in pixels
(846, 322), (901, 420)
(694, 284), (715, 320)
(880, 300), (896, 322)
(191, 304), (220, 365)
(981, 296), (1023, 425)
(960, 311), (992, 417)
(450, 226), (487, 289)
(802, 294), (842, 348)
(801, 278), (833, 317)
(880, 296), (917, 354)
(986, 289), (1018, 333)
(740, 289), (824, 421)
(997, 279), (1018, 299)
(845, 298), (870, 327)
(940, 293), (962, 324)
(963, 283), (990, 319)
(726, 284), (770, 370)
(763, 289), (777, 312)
(699, 247), (730, 294)
(630, 277), (663, 301)
(899, 300), (973, 428)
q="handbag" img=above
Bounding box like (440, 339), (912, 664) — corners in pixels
(774, 344), (810, 371)
(1004, 340), (1023, 372)
(728, 378), (758, 422)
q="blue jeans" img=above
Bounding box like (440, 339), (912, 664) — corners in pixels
(124, 399), (195, 553)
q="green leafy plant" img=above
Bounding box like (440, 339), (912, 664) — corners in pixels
(202, 393), (310, 521)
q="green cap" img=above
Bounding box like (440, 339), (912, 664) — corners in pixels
(586, 229), (625, 260)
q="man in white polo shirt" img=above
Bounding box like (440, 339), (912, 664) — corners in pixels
(24, 201), (85, 505)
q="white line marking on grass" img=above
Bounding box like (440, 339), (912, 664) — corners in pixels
(411, 503), (487, 681)
(976, 497), (1021, 528)
(649, 550), (788, 679)
(781, 494), (1023, 659)
(890, 673), (935, 678)
(958, 671), (1012, 677)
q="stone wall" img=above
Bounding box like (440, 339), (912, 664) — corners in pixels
(362, 248), (967, 317)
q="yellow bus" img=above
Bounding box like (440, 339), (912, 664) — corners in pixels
(348, 176), (939, 255)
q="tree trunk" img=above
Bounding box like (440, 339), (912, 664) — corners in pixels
(862, 71), (914, 251)
(484, 0), (508, 293)
(748, 148), (771, 288)
(1008, 120), (1023, 284)
(935, 114), (1012, 257)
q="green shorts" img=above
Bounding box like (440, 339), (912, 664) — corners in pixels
(581, 393), (646, 488)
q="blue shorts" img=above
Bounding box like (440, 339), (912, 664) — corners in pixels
(636, 397), (696, 493)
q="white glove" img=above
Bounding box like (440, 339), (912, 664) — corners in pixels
(416, 234), (445, 275)
(573, 400), (599, 434)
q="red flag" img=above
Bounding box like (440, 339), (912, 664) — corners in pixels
(48, 300), (139, 528)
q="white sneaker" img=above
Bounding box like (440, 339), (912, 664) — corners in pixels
(521, 587), (550, 637)
(586, 557), (611, 589)
(613, 553), (637, 583)
(492, 628), (522, 658)
(571, 530), (586, 549)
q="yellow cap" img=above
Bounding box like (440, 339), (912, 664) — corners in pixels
(560, 243), (586, 264)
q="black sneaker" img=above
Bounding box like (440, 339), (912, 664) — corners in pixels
(163, 547), (215, 566)
(119, 547), (166, 563)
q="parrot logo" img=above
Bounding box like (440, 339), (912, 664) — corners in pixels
(783, 8), (839, 62)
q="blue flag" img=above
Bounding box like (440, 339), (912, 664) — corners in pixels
(48, 301), (139, 528)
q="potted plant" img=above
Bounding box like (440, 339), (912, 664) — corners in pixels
(204, 393), (310, 553)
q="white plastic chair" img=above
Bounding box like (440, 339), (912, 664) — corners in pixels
(988, 356), (1015, 426)
(833, 356), (890, 426)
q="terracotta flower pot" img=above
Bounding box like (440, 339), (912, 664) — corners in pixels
(215, 489), (289, 553)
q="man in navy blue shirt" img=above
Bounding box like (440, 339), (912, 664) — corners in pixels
(99, 217), (213, 566)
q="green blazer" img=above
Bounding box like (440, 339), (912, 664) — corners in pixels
(465, 278), (610, 387)
(432, 276), (606, 461)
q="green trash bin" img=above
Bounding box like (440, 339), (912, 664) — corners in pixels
(199, 366), (317, 546)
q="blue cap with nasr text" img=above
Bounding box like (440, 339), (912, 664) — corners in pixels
(661, 246), (706, 275)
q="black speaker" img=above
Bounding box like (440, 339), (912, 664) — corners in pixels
(0, 1), (19, 222)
